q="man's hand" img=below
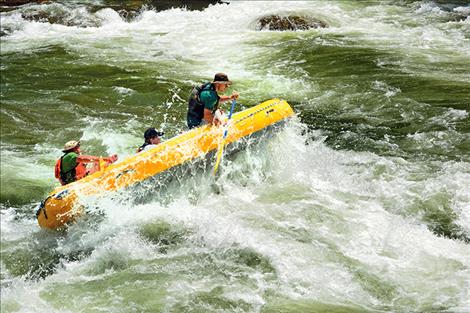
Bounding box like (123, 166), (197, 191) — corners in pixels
(230, 92), (239, 100)
(108, 154), (118, 163)
(213, 109), (226, 126)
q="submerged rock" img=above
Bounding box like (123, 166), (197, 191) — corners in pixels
(257, 15), (327, 31)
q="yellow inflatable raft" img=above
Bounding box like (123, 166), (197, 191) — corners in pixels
(37, 99), (294, 229)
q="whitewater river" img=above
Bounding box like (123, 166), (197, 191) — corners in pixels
(1, 1), (469, 312)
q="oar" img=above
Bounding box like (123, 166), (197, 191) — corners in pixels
(213, 99), (237, 176)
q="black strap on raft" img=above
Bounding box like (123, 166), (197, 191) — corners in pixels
(36, 195), (53, 219)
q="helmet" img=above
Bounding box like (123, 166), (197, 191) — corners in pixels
(144, 128), (164, 141)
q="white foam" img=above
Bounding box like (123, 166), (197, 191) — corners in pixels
(2, 121), (469, 311)
(2, 2), (470, 310)
(2, 1), (468, 84)
(416, 3), (444, 15)
(112, 86), (134, 95)
(79, 116), (141, 158)
(0, 144), (55, 184)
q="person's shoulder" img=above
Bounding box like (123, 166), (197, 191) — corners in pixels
(199, 90), (210, 101)
(142, 144), (158, 152)
(62, 152), (78, 164)
(65, 151), (78, 158)
(200, 88), (216, 99)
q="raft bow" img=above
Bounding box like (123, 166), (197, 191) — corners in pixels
(37, 98), (294, 229)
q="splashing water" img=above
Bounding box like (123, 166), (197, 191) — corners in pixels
(1, 1), (470, 312)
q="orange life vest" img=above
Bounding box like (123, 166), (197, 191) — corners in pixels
(54, 155), (87, 185)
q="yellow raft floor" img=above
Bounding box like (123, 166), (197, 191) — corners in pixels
(37, 98), (294, 229)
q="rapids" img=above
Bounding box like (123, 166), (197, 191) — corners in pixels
(1, 1), (469, 312)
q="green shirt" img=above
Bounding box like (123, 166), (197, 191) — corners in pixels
(187, 83), (220, 128)
(199, 87), (219, 111)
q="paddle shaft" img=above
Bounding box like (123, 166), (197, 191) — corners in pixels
(213, 99), (237, 175)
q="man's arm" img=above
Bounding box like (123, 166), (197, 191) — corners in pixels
(200, 90), (218, 125)
(203, 108), (218, 125)
(77, 155), (100, 163)
(219, 92), (239, 103)
(200, 90), (238, 126)
(77, 155), (117, 163)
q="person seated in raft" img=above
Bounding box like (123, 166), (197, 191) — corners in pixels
(186, 72), (239, 129)
(137, 127), (164, 153)
(55, 140), (118, 186)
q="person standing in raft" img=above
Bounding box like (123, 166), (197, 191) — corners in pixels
(55, 140), (118, 186)
(137, 127), (164, 153)
(187, 72), (239, 129)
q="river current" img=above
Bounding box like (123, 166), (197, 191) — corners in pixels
(1, 1), (469, 312)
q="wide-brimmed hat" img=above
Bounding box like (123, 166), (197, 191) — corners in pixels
(63, 140), (80, 152)
(144, 128), (164, 140)
(213, 73), (232, 85)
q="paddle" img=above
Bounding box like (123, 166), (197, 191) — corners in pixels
(213, 99), (237, 176)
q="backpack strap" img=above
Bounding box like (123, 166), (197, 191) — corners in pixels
(195, 82), (213, 102)
(197, 83), (220, 113)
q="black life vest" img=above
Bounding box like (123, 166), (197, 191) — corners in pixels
(187, 82), (219, 128)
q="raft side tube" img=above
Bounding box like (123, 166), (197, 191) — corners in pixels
(37, 99), (294, 229)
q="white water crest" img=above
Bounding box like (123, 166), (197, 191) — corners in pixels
(2, 1), (469, 91)
(2, 120), (470, 312)
(1, 1), (470, 312)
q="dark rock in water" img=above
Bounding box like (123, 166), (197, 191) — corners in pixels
(100, 0), (223, 13)
(0, 24), (12, 36)
(447, 13), (469, 22)
(20, 8), (102, 27)
(2, 0), (224, 16)
(1, 0), (221, 9)
(147, 0), (223, 11)
(0, 0), (48, 6)
(108, 0), (224, 22)
(257, 15), (327, 31)
(3, 0), (225, 27)
(444, 7), (469, 23)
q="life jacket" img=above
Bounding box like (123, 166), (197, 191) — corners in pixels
(54, 153), (87, 185)
(187, 83), (220, 127)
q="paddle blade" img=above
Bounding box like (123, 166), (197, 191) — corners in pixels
(213, 140), (225, 176)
